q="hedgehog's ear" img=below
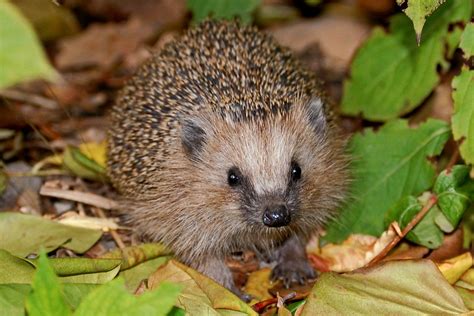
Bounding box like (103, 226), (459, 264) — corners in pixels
(181, 117), (207, 158)
(306, 97), (327, 134)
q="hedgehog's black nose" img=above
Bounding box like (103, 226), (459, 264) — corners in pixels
(262, 205), (290, 227)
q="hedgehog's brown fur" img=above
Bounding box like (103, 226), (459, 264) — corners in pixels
(108, 20), (348, 297)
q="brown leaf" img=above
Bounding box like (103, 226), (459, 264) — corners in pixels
(64, 0), (186, 27)
(383, 243), (429, 261)
(357, 0), (395, 15)
(56, 18), (153, 71)
(410, 82), (453, 126)
(14, 0), (80, 41)
(270, 8), (370, 73)
(428, 228), (465, 262)
(0, 161), (42, 212)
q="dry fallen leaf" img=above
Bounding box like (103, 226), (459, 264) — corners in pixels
(460, 268), (474, 287)
(437, 252), (473, 284)
(270, 8), (370, 73)
(410, 82), (453, 125)
(310, 227), (396, 272)
(244, 268), (273, 303)
(428, 228), (464, 262)
(56, 212), (120, 231)
(39, 186), (117, 210)
(56, 18), (153, 71)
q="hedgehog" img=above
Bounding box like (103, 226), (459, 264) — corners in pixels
(107, 20), (348, 299)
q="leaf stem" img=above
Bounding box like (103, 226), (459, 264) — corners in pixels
(445, 147), (459, 174)
(367, 194), (438, 267)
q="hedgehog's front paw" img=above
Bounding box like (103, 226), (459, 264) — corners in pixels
(271, 257), (316, 288)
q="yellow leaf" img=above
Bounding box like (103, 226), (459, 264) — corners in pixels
(244, 268), (273, 303)
(437, 252), (473, 284)
(78, 141), (107, 169)
(460, 268), (474, 286)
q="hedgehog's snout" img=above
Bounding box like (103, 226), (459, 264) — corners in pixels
(262, 204), (290, 227)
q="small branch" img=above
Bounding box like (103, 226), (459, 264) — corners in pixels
(93, 207), (126, 249)
(0, 89), (58, 110)
(40, 186), (118, 210)
(446, 147), (460, 174)
(367, 194), (438, 267)
(252, 292), (306, 313)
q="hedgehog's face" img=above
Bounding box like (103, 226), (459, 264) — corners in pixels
(180, 98), (347, 236)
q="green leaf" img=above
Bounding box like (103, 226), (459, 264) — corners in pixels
(396, 0), (446, 43)
(434, 165), (474, 232)
(300, 260), (468, 314)
(0, 212), (102, 257)
(74, 278), (181, 316)
(460, 23), (474, 58)
(0, 284), (31, 316)
(0, 284), (97, 316)
(30, 257), (122, 284)
(384, 195), (444, 248)
(0, 166), (7, 196)
(119, 256), (170, 292)
(341, 0), (471, 121)
(0, 250), (35, 284)
(406, 204), (444, 248)
(187, 0), (260, 24)
(324, 119), (450, 242)
(452, 69), (474, 166)
(455, 286), (474, 310)
(0, 249), (121, 285)
(26, 250), (71, 316)
(0, 1), (57, 88)
(101, 243), (172, 270)
(63, 146), (107, 181)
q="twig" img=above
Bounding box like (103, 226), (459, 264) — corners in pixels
(40, 186), (118, 210)
(7, 169), (67, 177)
(252, 292), (307, 313)
(367, 194), (438, 267)
(93, 207), (126, 249)
(446, 147), (460, 174)
(277, 292), (296, 308)
(0, 89), (58, 110)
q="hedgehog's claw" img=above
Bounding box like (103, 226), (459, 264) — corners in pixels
(271, 257), (316, 288)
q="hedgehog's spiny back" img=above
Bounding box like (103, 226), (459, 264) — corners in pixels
(108, 20), (321, 195)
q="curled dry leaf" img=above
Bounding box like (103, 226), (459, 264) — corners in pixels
(101, 243), (172, 270)
(310, 227), (396, 272)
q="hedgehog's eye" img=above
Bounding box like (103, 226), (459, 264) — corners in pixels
(228, 168), (241, 187)
(291, 162), (301, 182)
